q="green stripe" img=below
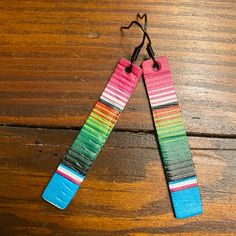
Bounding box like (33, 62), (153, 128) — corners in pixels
(157, 125), (185, 136)
(159, 133), (185, 141)
(82, 126), (106, 143)
(154, 113), (181, 121)
(72, 134), (101, 154)
(79, 128), (105, 146)
(87, 116), (112, 135)
(155, 121), (184, 132)
(85, 119), (108, 138)
(158, 131), (186, 139)
(91, 111), (115, 128)
(155, 118), (183, 128)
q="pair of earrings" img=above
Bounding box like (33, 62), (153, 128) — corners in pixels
(42, 14), (202, 219)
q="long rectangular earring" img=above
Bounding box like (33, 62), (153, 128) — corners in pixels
(142, 54), (202, 219)
(123, 14), (203, 219)
(42, 41), (143, 209)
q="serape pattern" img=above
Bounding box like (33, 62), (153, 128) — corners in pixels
(42, 59), (142, 209)
(142, 56), (202, 218)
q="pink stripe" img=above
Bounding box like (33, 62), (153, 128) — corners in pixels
(106, 84), (129, 99)
(145, 70), (171, 78)
(104, 88), (128, 102)
(101, 94), (124, 108)
(151, 95), (177, 103)
(148, 86), (175, 96)
(150, 91), (176, 100)
(146, 78), (173, 87)
(118, 59), (141, 77)
(102, 90), (127, 104)
(145, 73), (171, 83)
(170, 183), (198, 192)
(114, 68), (136, 83)
(116, 64), (137, 82)
(109, 80), (133, 95)
(112, 73), (135, 90)
(56, 169), (81, 185)
(146, 81), (174, 91)
(152, 99), (177, 107)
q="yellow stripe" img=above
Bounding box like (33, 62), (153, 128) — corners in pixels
(155, 117), (183, 127)
(91, 112), (114, 128)
(157, 125), (185, 135)
(93, 108), (117, 123)
(154, 113), (182, 121)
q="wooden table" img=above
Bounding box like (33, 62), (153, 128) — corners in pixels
(0, 1), (235, 235)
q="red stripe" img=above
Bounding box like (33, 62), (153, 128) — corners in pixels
(96, 101), (119, 115)
(56, 169), (81, 185)
(170, 183), (198, 192)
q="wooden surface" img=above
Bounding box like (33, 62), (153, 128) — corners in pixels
(0, 1), (235, 235)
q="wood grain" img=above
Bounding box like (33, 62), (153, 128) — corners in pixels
(0, 0), (236, 235)
(0, 126), (236, 235)
(0, 0), (235, 135)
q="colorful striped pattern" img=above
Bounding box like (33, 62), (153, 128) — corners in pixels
(56, 164), (85, 185)
(44, 58), (142, 190)
(169, 176), (198, 192)
(142, 56), (202, 218)
(147, 75), (177, 109)
(42, 59), (142, 209)
(99, 64), (138, 112)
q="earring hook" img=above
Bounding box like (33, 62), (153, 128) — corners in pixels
(137, 13), (147, 30)
(121, 17), (159, 70)
(120, 20), (147, 72)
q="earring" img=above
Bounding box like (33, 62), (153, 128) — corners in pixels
(42, 24), (144, 210)
(122, 15), (203, 219)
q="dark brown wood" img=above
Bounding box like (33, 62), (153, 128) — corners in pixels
(0, 126), (235, 235)
(0, 0), (236, 235)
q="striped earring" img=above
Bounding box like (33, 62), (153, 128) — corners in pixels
(41, 24), (144, 210)
(133, 15), (203, 219)
(142, 57), (202, 218)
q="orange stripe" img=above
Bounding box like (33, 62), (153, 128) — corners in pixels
(93, 109), (117, 124)
(95, 105), (119, 120)
(153, 109), (181, 118)
(153, 105), (180, 114)
(96, 101), (120, 115)
(155, 115), (182, 123)
(90, 113), (113, 129)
